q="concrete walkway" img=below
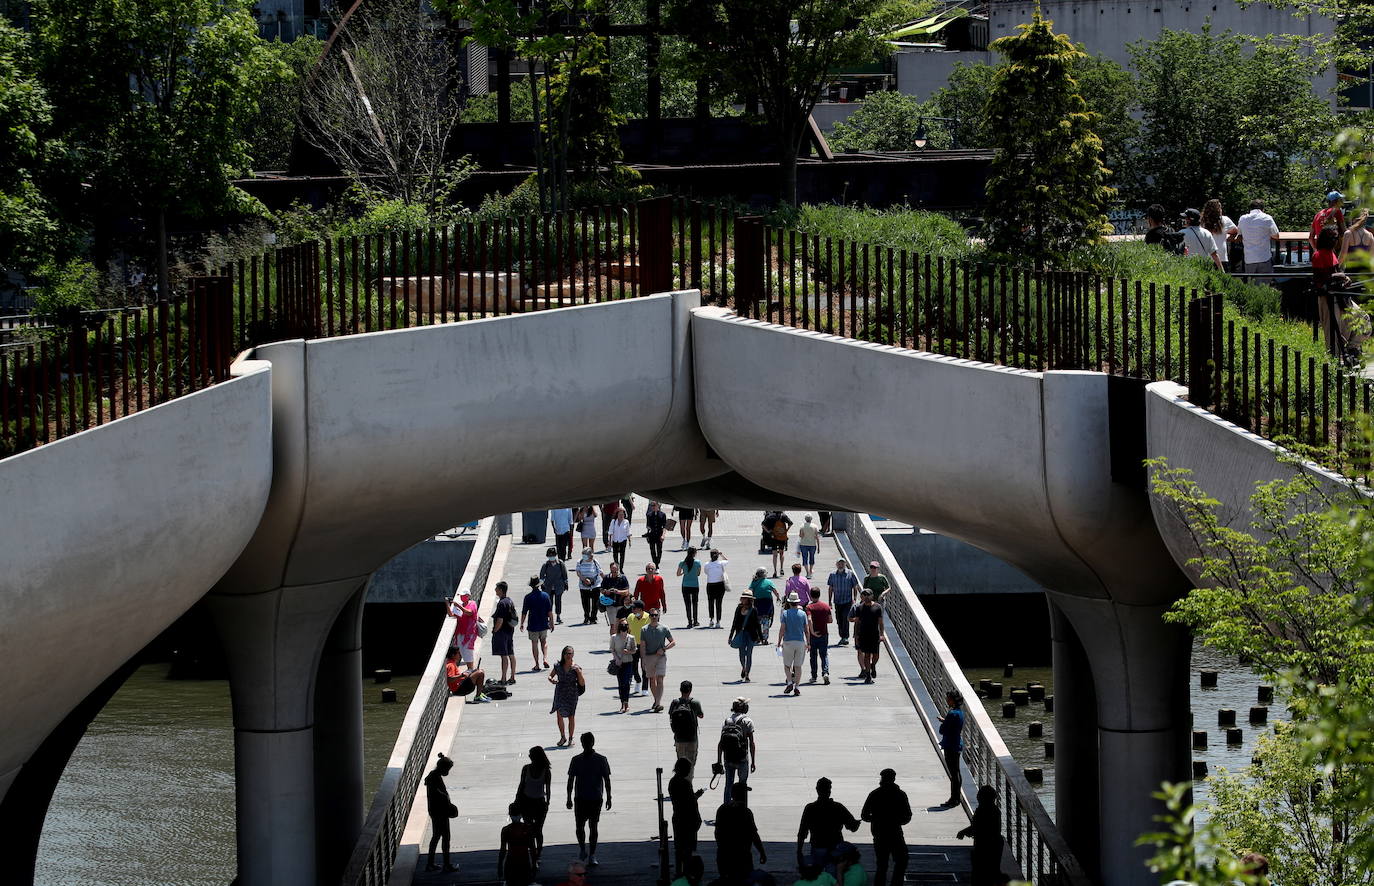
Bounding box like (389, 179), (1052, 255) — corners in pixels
(416, 510), (970, 886)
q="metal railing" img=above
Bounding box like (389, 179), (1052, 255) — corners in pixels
(842, 513), (1091, 886)
(340, 516), (503, 886)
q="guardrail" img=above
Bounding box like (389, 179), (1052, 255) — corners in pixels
(340, 517), (503, 886)
(842, 513), (1091, 886)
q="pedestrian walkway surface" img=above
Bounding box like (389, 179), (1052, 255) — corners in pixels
(417, 509), (970, 886)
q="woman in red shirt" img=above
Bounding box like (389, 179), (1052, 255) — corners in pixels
(1312, 225), (1347, 356)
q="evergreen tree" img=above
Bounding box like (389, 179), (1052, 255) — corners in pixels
(982, 7), (1112, 264)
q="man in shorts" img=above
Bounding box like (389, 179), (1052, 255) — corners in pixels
(490, 580), (518, 685)
(640, 609), (676, 712)
(521, 575), (554, 670)
(445, 647), (487, 702)
(566, 732), (612, 866)
(849, 589), (885, 684)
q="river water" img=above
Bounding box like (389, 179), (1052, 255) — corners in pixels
(35, 664), (421, 886)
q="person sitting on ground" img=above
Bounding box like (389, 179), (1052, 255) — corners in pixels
(444, 646), (487, 702)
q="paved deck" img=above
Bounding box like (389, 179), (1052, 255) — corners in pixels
(417, 510), (970, 886)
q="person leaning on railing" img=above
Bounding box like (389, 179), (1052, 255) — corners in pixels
(1311, 225), (1369, 365)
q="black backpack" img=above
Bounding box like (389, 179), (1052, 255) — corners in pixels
(669, 699), (696, 739)
(720, 717), (748, 762)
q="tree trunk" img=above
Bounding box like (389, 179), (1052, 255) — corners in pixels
(777, 118), (805, 206)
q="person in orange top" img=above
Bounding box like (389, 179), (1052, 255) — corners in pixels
(634, 562), (667, 615)
(445, 647), (488, 702)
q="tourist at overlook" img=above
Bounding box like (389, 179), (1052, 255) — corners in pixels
(1143, 204), (1182, 254)
(575, 549), (603, 625)
(514, 746), (552, 863)
(676, 504), (697, 550)
(827, 560), (858, 646)
(521, 575), (554, 670)
(1236, 199), (1281, 274)
(676, 546), (703, 627)
(444, 647), (487, 702)
(702, 549), (730, 628)
(609, 619), (637, 712)
(1310, 189), (1348, 252)
(778, 591), (810, 696)
(956, 785), (1005, 886)
(577, 505), (598, 554)
(806, 587), (832, 685)
(748, 567), (777, 641)
(640, 608), (676, 712)
(423, 752), (459, 873)
(698, 508), (718, 549)
(796, 777), (861, 872)
(850, 588), (885, 683)
(1201, 199), (1238, 271)
(599, 561), (630, 632)
(728, 591), (764, 682)
(797, 514), (820, 578)
(668, 680), (705, 773)
(548, 645), (586, 747)
(938, 690), (966, 808)
(764, 510), (792, 576)
(447, 589), (480, 666)
(713, 783), (765, 883)
(862, 768), (912, 886)
(565, 733), (612, 866)
(490, 580), (518, 686)
(609, 506), (632, 567)
(1341, 208), (1374, 265)
(551, 507), (574, 561)
(539, 547), (568, 626)
(668, 757), (705, 877)
(644, 500), (669, 566)
(715, 696), (757, 802)
(1180, 208), (1223, 269)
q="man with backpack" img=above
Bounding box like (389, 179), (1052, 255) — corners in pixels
(668, 680), (705, 774)
(715, 697), (757, 803)
(763, 511), (792, 578)
(1143, 204), (1184, 255)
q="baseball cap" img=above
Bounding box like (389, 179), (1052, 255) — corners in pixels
(868, 560), (880, 568)
(1183, 208), (1201, 222)
(1328, 190), (1345, 202)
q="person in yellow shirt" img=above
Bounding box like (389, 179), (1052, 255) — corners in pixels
(627, 600), (652, 696)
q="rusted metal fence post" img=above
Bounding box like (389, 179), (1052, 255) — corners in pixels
(1187, 294), (1219, 410)
(636, 196), (675, 296)
(733, 216), (765, 319)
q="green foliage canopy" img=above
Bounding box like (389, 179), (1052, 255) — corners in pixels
(0, 18), (57, 272)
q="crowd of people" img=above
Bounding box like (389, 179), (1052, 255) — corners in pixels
(425, 504), (1008, 886)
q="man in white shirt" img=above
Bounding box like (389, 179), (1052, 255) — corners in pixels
(1237, 199), (1281, 274)
(1180, 209), (1222, 270)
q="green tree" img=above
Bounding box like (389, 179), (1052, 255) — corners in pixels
(1128, 28), (1337, 226)
(0, 17), (57, 274)
(31, 0), (275, 292)
(243, 35), (323, 172)
(982, 9), (1113, 263)
(828, 90), (926, 152)
(666, 0), (925, 204)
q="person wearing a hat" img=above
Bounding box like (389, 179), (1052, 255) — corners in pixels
(448, 588), (480, 666)
(747, 567), (778, 642)
(777, 589), (810, 696)
(714, 782), (765, 882)
(1179, 208), (1222, 269)
(728, 589), (764, 681)
(1311, 190), (1348, 252)
(863, 768), (913, 886)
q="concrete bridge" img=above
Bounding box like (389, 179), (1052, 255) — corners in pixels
(0, 290), (1325, 886)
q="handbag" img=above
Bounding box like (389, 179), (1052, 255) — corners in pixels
(476, 618), (488, 638)
(447, 802), (458, 818)
(607, 659), (620, 676)
(599, 593), (616, 607)
(665, 518), (678, 531)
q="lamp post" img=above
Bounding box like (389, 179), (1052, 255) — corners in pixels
(913, 115), (960, 150)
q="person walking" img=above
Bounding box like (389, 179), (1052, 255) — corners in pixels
(764, 510), (793, 577)
(609, 507), (632, 568)
(600, 562), (631, 632)
(635, 562), (667, 618)
(1237, 199), (1282, 274)
(424, 753), (459, 873)
(676, 547), (703, 627)
(448, 589), (480, 666)
(796, 777), (861, 871)
(747, 568), (777, 642)
(938, 690), (966, 807)
(728, 592), (764, 682)
(827, 560), (858, 647)
(668, 680), (705, 773)
(956, 785), (1004, 886)
(786, 563), (812, 610)
(698, 508), (718, 549)
(566, 733), (612, 866)
(713, 783), (766, 884)
(702, 549), (730, 628)
(818, 511), (833, 536)
(640, 609), (676, 712)
(675, 505), (696, 550)
(797, 514), (820, 578)
(863, 561), (890, 605)
(1201, 199), (1238, 272)
(778, 591), (810, 696)
(849, 589), (884, 683)
(609, 619), (637, 713)
(548, 645), (586, 747)
(806, 587), (832, 685)
(539, 547), (569, 626)
(577, 505), (598, 555)
(491, 580), (519, 685)
(1180, 208), (1223, 269)
(715, 697), (757, 803)
(498, 801), (538, 886)
(644, 501), (669, 566)
(575, 549), (603, 625)
(515, 746), (553, 864)
(862, 768), (912, 886)
(627, 600), (651, 695)
(521, 575), (555, 671)
(551, 507), (574, 561)
(668, 757), (705, 877)
(600, 498), (622, 551)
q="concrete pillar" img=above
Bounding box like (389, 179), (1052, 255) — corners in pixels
(1048, 599), (1101, 882)
(209, 578), (362, 886)
(314, 583), (367, 883)
(1049, 592), (1192, 886)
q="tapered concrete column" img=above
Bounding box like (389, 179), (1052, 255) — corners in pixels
(314, 584), (367, 882)
(209, 578), (362, 886)
(1049, 592), (1192, 886)
(1048, 599), (1101, 882)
